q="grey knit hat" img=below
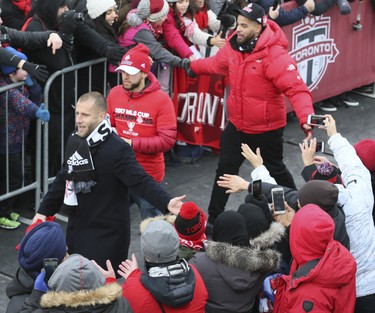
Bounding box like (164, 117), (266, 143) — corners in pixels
(48, 254), (105, 292)
(127, 0), (169, 26)
(141, 220), (180, 264)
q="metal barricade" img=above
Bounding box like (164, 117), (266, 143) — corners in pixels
(0, 57), (113, 223)
(0, 81), (42, 223)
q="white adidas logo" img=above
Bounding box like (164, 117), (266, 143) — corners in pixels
(67, 151), (89, 166)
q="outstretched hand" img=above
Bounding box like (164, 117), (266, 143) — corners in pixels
(323, 114), (337, 137)
(118, 254), (138, 280)
(168, 195), (186, 215)
(299, 138), (316, 166)
(241, 144), (263, 168)
(217, 174), (249, 194)
(92, 259), (116, 280)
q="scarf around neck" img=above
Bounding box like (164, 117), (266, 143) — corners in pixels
(63, 115), (112, 204)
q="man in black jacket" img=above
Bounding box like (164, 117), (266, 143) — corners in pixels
(32, 91), (184, 275)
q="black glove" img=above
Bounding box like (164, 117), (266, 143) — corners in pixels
(59, 10), (80, 35)
(59, 32), (74, 52)
(104, 46), (128, 66)
(180, 58), (196, 78)
(22, 62), (49, 83)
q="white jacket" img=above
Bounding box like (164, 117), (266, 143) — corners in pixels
(329, 133), (375, 297)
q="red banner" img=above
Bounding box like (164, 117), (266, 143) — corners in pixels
(173, 1), (375, 149)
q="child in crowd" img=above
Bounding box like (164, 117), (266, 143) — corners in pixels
(0, 47), (50, 230)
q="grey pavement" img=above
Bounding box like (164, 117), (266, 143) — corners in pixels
(1, 92), (374, 312)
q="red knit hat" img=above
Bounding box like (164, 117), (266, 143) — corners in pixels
(116, 43), (151, 75)
(174, 202), (207, 241)
(354, 139), (375, 172)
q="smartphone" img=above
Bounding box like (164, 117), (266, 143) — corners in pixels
(43, 258), (59, 282)
(307, 114), (326, 126)
(272, 0), (279, 10)
(271, 187), (285, 215)
(316, 141), (325, 153)
(252, 179), (262, 200)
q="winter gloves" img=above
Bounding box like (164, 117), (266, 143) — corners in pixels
(22, 62), (49, 82)
(36, 103), (50, 123)
(104, 46), (128, 66)
(34, 269), (48, 293)
(180, 58), (196, 78)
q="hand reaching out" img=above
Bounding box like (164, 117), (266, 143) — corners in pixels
(118, 254), (138, 280)
(299, 138), (317, 166)
(217, 174), (249, 193)
(323, 114), (338, 137)
(92, 259), (116, 280)
(241, 144), (263, 168)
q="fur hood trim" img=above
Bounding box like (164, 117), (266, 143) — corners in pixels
(139, 214), (176, 234)
(206, 242), (280, 273)
(249, 222), (285, 249)
(40, 282), (122, 308)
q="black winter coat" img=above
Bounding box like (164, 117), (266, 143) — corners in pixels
(38, 132), (171, 271)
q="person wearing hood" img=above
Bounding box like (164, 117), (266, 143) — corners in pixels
(5, 221), (67, 313)
(182, 3), (314, 235)
(272, 203), (356, 313)
(96, 219), (208, 312)
(189, 210), (280, 313)
(107, 44), (177, 220)
(20, 254), (133, 313)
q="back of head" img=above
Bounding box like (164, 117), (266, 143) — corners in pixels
(354, 138), (375, 172)
(304, 162), (343, 184)
(18, 222), (66, 272)
(1, 47), (27, 75)
(290, 204), (334, 266)
(174, 201), (207, 242)
(141, 220), (180, 264)
(86, 0), (116, 19)
(212, 211), (249, 247)
(237, 203), (270, 240)
(298, 180), (339, 211)
(48, 254), (105, 292)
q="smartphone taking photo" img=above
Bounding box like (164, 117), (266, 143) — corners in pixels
(271, 187), (285, 215)
(307, 114), (326, 127)
(252, 179), (262, 200)
(43, 258), (59, 282)
(316, 141), (325, 153)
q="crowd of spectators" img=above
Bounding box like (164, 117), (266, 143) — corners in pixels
(1, 0), (374, 312)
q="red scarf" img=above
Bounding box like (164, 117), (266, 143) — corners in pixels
(194, 7), (209, 30)
(145, 19), (163, 40)
(13, 0), (31, 16)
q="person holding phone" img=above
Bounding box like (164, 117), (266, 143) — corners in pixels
(184, 3), (314, 233)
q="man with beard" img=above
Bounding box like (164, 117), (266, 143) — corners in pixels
(183, 3), (314, 233)
(32, 91), (184, 274)
(107, 44), (177, 220)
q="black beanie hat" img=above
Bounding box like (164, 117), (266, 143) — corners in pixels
(298, 180), (339, 211)
(212, 211), (249, 247)
(237, 203), (270, 240)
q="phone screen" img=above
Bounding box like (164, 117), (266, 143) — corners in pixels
(308, 115), (325, 126)
(252, 179), (262, 200)
(316, 141), (324, 153)
(43, 258), (59, 282)
(272, 189), (285, 214)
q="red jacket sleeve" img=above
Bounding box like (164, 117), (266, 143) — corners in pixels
(190, 39), (231, 76)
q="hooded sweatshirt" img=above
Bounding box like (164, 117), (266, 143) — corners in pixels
(273, 204), (356, 313)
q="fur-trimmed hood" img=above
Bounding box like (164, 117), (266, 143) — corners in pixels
(40, 282), (122, 308)
(205, 222), (284, 273)
(139, 214), (176, 234)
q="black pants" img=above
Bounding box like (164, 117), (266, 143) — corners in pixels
(0, 153), (23, 216)
(207, 122), (296, 222)
(355, 293), (375, 313)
